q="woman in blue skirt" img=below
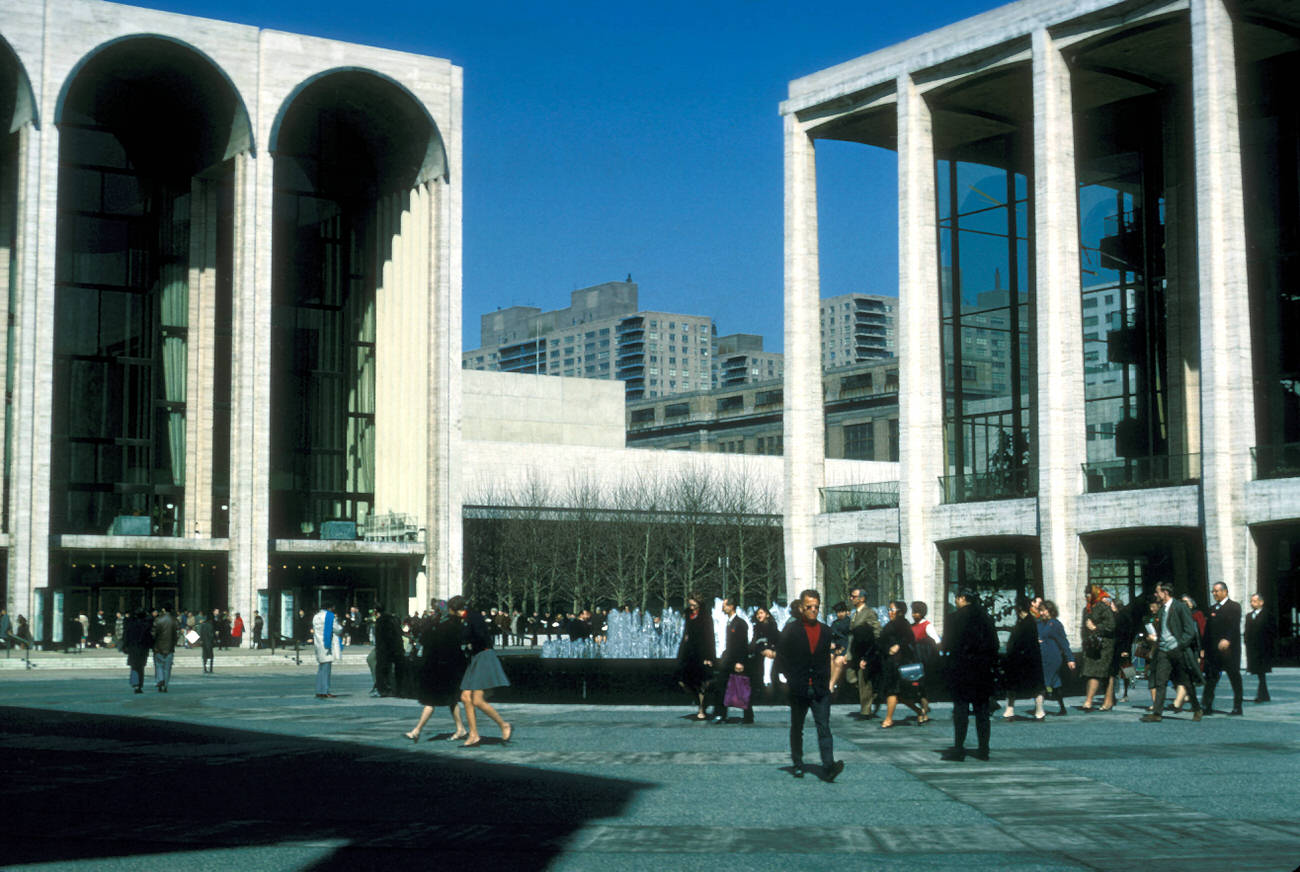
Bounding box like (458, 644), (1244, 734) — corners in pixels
(454, 596), (512, 747)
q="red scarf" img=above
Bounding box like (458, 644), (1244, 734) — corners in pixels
(803, 620), (821, 653)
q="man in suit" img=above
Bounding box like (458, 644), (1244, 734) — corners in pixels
(844, 587), (881, 719)
(775, 589), (843, 782)
(1244, 593), (1276, 703)
(1140, 582), (1204, 722)
(941, 589), (999, 761)
(1201, 582), (1243, 715)
(711, 597), (753, 724)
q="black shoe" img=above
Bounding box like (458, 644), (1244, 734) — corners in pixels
(1140, 714), (1163, 722)
(792, 765), (804, 779)
(741, 715), (754, 724)
(823, 760), (845, 782)
(133, 687), (142, 694)
(1192, 710), (1203, 722)
(970, 749), (989, 761)
(1252, 697), (1270, 703)
(1228, 708), (1243, 716)
(940, 748), (966, 762)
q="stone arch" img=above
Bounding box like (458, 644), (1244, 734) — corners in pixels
(0, 33), (38, 132)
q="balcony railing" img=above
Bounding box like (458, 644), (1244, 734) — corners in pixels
(1252, 443), (1300, 480)
(1082, 453), (1200, 492)
(939, 468), (1036, 503)
(820, 482), (900, 512)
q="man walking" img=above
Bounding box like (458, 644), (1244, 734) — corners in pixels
(1140, 582), (1203, 722)
(711, 597), (753, 724)
(1244, 593), (1275, 703)
(151, 604), (181, 692)
(253, 611), (264, 650)
(1201, 582), (1243, 716)
(941, 589), (998, 761)
(198, 610), (216, 673)
(313, 602), (344, 698)
(775, 589), (843, 782)
(845, 587), (881, 719)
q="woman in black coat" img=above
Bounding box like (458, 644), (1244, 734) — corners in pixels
(675, 593), (715, 720)
(1001, 596), (1045, 720)
(878, 601), (925, 728)
(121, 608), (153, 694)
(749, 606), (781, 690)
(405, 607), (468, 742)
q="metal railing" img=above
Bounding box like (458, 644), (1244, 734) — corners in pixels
(1251, 443), (1300, 480)
(820, 482), (900, 512)
(939, 468), (1036, 503)
(1082, 453), (1200, 492)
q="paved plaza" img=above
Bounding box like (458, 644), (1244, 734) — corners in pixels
(0, 656), (1298, 871)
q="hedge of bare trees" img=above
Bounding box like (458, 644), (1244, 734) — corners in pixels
(463, 467), (784, 614)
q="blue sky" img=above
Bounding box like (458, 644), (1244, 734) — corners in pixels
(137, 0), (1005, 351)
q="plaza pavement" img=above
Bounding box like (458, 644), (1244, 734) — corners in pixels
(0, 654), (1298, 872)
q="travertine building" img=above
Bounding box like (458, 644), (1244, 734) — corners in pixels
(783, 0), (1300, 645)
(1, 0), (463, 641)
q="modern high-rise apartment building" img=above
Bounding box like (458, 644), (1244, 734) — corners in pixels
(820, 293), (897, 369)
(713, 334), (784, 388)
(463, 281), (713, 400)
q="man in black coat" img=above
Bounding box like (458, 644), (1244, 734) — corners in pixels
(1244, 593), (1276, 703)
(1201, 582), (1243, 715)
(711, 597), (753, 724)
(941, 589), (999, 761)
(1141, 582), (1204, 722)
(372, 606), (404, 697)
(775, 589), (843, 782)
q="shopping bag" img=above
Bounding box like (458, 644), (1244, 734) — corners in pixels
(723, 673), (751, 709)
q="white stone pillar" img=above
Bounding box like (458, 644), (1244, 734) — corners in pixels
(781, 114), (823, 602)
(1191, 0), (1255, 596)
(6, 122), (41, 621)
(229, 150), (264, 642)
(1032, 28), (1088, 634)
(184, 176), (219, 541)
(896, 74), (944, 620)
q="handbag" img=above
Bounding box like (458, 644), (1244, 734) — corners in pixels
(898, 661), (925, 684)
(723, 673), (751, 709)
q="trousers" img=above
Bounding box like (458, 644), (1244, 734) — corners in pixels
(788, 683), (834, 767)
(152, 651), (174, 687)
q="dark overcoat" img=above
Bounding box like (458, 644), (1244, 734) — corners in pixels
(942, 603), (999, 701)
(1003, 613), (1044, 696)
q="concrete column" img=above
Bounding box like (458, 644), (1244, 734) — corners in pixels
(6, 123), (40, 620)
(1032, 28), (1088, 634)
(781, 114), (823, 602)
(896, 74), (944, 621)
(1191, 0), (1255, 596)
(229, 150), (263, 642)
(184, 176), (219, 541)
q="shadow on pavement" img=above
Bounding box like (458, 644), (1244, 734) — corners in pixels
(0, 706), (650, 870)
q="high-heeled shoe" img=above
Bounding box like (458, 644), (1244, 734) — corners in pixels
(403, 731), (420, 743)
(502, 723), (513, 743)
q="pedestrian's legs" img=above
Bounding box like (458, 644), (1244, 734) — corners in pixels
(973, 696), (991, 754)
(857, 672), (875, 716)
(1003, 696), (1016, 718)
(1202, 667), (1220, 711)
(952, 698), (970, 749)
(1149, 650), (1173, 714)
(407, 705), (434, 740)
(1225, 663), (1243, 710)
(1256, 673), (1270, 701)
(810, 689), (834, 768)
(470, 689), (511, 741)
(460, 690), (478, 742)
(1084, 677), (1100, 708)
(316, 661), (332, 695)
(788, 693), (810, 765)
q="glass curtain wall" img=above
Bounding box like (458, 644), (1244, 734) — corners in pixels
(937, 138), (1035, 502)
(943, 543), (1041, 637)
(53, 125), (193, 535)
(1076, 95), (1188, 489)
(271, 111), (377, 538)
(1241, 48), (1300, 478)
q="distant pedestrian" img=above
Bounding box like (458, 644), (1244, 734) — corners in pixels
(749, 606), (780, 688)
(676, 593), (715, 721)
(844, 588), (881, 719)
(313, 602), (344, 698)
(1201, 582), (1243, 716)
(710, 597), (753, 724)
(1080, 585), (1117, 711)
(455, 597), (512, 747)
(253, 612), (264, 650)
(373, 606), (404, 697)
(122, 609), (153, 693)
(151, 604), (181, 692)
(1244, 593), (1275, 703)
(231, 612), (245, 649)
(1001, 596), (1045, 720)
(775, 589), (842, 782)
(940, 589), (998, 761)
(878, 601), (925, 728)
(198, 611), (216, 673)
(405, 607), (468, 743)
(0, 609), (10, 648)
(1140, 582), (1204, 723)
(1038, 600), (1074, 716)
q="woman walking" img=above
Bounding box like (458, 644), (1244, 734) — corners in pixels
(455, 597), (512, 747)
(878, 601), (925, 728)
(675, 593), (715, 720)
(121, 608), (153, 693)
(1038, 600), (1075, 715)
(1002, 596), (1045, 720)
(1080, 585), (1116, 710)
(405, 605), (468, 743)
